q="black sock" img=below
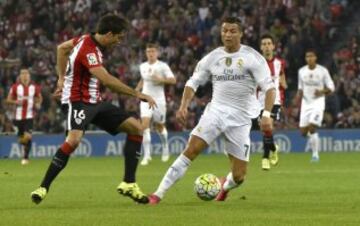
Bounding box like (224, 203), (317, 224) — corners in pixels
(24, 140), (32, 159)
(40, 149), (70, 191)
(263, 135), (275, 158)
(123, 135), (142, 183)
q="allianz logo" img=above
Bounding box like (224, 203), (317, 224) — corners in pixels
(9, 138), (92, 158)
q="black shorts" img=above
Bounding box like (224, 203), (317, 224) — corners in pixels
(251, 105), (282, 130)
(13, 119), (33, 136)
(61, 102), (130, 135)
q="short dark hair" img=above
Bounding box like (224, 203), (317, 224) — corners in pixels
(260, 34), (275, 44)
(96, 14), (129, 35)
(305, 48), (317, 56)
(222, 17), (242, 32)
(146, 43), (159, 49)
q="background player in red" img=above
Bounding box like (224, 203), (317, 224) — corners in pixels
(30, 14), (156, 204)
(258, 34), (287, 170)
(6, 68), (42, 165)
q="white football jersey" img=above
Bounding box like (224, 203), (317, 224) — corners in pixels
(186, 45), (275, 124)
(298, 64), (335, 111)
(139, 60), (175, 103)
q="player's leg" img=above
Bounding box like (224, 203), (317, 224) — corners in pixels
(31, 130), (83, 204)
(91, 102), (148, 203)
(216, 154), (247, 201)
(262, 118), (274, 170)
(268, 106), (281, 166)
(20, 132), (32, 165)
(20, 119), (34, 165)
(153, 104), (169, 162)
(216, 124), (250, 201)
(154, 122), (169, 162)
(115, 117), (149, 203)
(140, 101), (153, 165)
(31, 102), (90, 204)
(140, 117), (152, 165)
(149, 110), (221, 204)
(149, 135), (208, 203)
(308, 124), (320, 162)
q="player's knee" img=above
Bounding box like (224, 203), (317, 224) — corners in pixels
(300, 128), (308, 137)
(66, 137), (81, 149)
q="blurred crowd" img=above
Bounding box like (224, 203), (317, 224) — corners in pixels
(0, 0), (359, 134)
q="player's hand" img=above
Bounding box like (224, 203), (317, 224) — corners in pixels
(314, 89), (324, 97)
(151, 74), (163, 84)
(53, 77), (64, 99)
(176, 107), (188, 126)
(138, 93), (157, 109)
(260, 116), (273, 134)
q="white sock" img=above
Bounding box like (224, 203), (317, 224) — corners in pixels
(143, 128), (151, 159)
(154, 154), (191, 199)
(158, 128), (169, 156)
(309, 133), (319, 158)
(223, 172), (242, 191)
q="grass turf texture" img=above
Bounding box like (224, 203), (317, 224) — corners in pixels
(1, 152), (359, 226)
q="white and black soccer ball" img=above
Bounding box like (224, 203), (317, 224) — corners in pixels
(194, 173), (221, 201)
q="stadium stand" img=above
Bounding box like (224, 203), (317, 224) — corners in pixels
(0, 0), (358, 133)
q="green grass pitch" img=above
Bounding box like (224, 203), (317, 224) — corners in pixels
(1, 152), (360, 226)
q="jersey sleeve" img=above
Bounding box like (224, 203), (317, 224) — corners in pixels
(162, 63), (175, 78)
(9, 84), (17, 98)
(323, 68), (335, 92)
(185, 55), (211, 92)
(72, 36), (81, 46)
(250, 53), (274, 92)
(80, 46), (102, 69)
(35, 84), (41, 97)
(298, 69), (304, 90)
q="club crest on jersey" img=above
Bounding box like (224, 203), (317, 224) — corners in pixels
(225, 57), (232, 67)
(237, 59), (244, 68)
(86, 53), (98, 65)
(75, 118), (82, 125)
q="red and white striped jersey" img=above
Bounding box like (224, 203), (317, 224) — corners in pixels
(9, 82), (41, 120)
(258, 57), (286, 107)
(61, 34), (104, 104)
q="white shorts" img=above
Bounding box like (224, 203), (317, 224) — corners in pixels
(299, 108), (324, 128)
(140, 102), (166, 124)
(191, 106), (251, 161)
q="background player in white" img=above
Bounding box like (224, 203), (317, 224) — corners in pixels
(257, 34), (287, 170)
(296, 49), (335, 162)
(136, 43), (176, 165)
(148, 17), (276, 204)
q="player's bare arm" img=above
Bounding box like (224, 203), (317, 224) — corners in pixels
(176, 86), (195, 126)
(35, 93), (43, 109)
(135, 79), (144, 92)
(279, 72), (288, 89)
(90, 66), (157, 109)
(151, 74), (176, 85)
(55, 39), (75, 97)
(260, 88), (276, 132)
(5, 92), (21, 105)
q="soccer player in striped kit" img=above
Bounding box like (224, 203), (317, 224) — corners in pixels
(257, 34), (288, 170)
(6, 68), (42, 165)
(30, 15), (156, 204)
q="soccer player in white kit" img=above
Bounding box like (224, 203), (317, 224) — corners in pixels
(136, 43), (176, 165)
(148, 17), (276, 204)
(296, 49), (335, 162)
(257, 34), (288, 170)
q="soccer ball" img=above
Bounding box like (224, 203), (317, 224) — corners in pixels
(194, 173), (221, 201)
